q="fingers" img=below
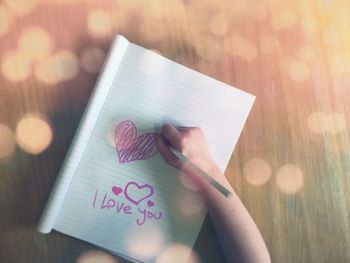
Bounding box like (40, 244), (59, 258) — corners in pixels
(176, 127), (191, 133)
(155, 133), (181, 168)
(157, 123), (201, 168)
(161, 123), (183, 151)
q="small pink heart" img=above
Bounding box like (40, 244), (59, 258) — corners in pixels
(112, 186), (123, 196)
(147, 200), (155, 207)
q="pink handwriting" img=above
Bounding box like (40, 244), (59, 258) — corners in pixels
(99, 192), (133, 214)
(92, 186), (162, 226)
(115, 120), (158, 164)
(136, 207), (162, 226)
(124, 181), (154, 205)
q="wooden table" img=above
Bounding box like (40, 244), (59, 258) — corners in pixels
(1, 0), (349, 262)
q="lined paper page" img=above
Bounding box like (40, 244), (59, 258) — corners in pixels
(37, 35), (129, 234)
(54, 39), (255, 263)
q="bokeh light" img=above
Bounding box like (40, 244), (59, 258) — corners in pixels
(138, 19), (166, 43)
(225, 34), (257, 61)
(249, 2), (267, 21)
(271, 10), (297, 31)
(0, 124), (16, 160)
(298, 46), (316, 62)
(1, 50), (31, 82)
(81, 46), (106, 74)
(156, 243), (199, 263)
(276, 164), (304, 194)
(3, 0), (39, 15)
(125, 224), (164, 261)
(177, 191), (205, 217)
(327, 113), (347, 134)
(307, 111), (329, 134)
(329, 54), (350, 76)
(208, 14), (228, 36)
(34, 50), (79, 84)
(0, 5), (11, 37)
(143, 2), (166, 19)
(34, 57), (60, 85)
(300, 16), (318, 35)
(196, 38), (222, 61)
(52, 50), (79, 81)
(322, 30), (341, 52)
(244, 158), (272, 186)
(15, 115), (53, 155)
(76, 250), (118, 263)
(259, 34), (280, 54)
(283, 58), (310, 81)
(307, 112), (347, 134)
(226, 0), (247, 16)
(179, 173), (199, 192)
(107, 127), (116, 147)
(18, 26), (54, 60)
(87, 9), (114, 38)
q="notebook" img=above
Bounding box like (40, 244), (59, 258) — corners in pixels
(38, 35), (255, 263)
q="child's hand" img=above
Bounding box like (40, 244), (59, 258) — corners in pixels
(155, 123), (217, 174)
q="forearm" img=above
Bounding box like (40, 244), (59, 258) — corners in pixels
(155, 124), (270, 262)
(183, 163), (271, 263)
(206, 187), (271, 263)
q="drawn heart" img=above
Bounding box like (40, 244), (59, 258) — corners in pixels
(147, 200), (155, 207)
(124, 181), (154, 205)
(112, 186), (123, 196)
(115, 120), (158, 164)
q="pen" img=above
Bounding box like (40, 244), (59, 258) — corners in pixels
(170, 148), (233, 198)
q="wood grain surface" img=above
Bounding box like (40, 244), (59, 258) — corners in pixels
(1, 0), (349, 262)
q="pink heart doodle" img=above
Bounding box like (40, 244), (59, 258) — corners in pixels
(115, 120), (158, 164)
(124, 181), (154, 205)
(147, 200), (155, 207)
(112, 186), (123, 196)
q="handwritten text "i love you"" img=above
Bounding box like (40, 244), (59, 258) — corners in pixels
(92, 181), (162, 226)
